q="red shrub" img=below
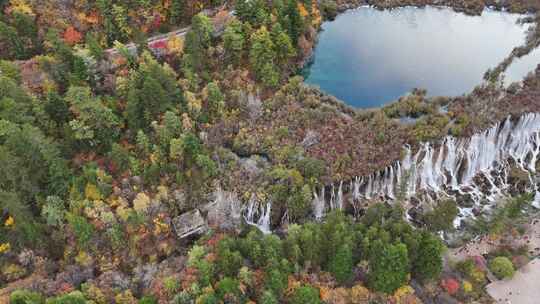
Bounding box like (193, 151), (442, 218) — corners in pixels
(151, 14), (162, 30)
(441, 278), (459, 295)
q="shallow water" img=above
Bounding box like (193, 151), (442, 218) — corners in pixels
(504, 46), (540, 84)
(303, 6), (533, 107)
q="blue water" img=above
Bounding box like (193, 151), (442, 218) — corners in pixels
(303, 6), (531, 108)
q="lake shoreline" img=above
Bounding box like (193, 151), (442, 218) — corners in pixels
(303, 6), (534, 107)
(336, 0), (540, 16)
(287, 2), (540, 185)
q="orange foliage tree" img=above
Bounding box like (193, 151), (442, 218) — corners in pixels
(63, 26), (83, 45)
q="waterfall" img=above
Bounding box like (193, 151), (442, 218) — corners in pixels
(443, 137), (461, 189)
(336, 181), (344, 210)
(312, 187), (326, 220)
(387, 166), (395, 199)
(533, 191), (540, 209)
(243, 194), (272, 234)
(315, 112), (540, 224)
(215, 113), (540, 234)
(257, 202), (272, 234)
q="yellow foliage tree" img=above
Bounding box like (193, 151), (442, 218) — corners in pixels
(350, 284), (370, 304)
(77, 11), (99, 25)
(9, 0), (34, 16)
(75, 250), (93, 267)
(393, 285), (414, 298)
(182, 113), (194, 131)
(133, 192), (151, 214)
(85, 183), (102, 201)
(311, 3), (322, 26)
(0, 243), (11, 254)
(116, 205), (133, 222)
(2, 263), (25, 281)
(114, 290), (137, 304)
(462, 280), (473, 293)
(83, 283), (107, 304)
(185, 91), (202, 115)
(167, 35), (184, 54)
(4, 216), (14, 227)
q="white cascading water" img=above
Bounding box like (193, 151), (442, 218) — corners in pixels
(533, 191), (540, 209)
(216, 112), (540, 234)
(313, 112), (540, 224)
(243, 194), (272, 234)
(312, 187), (326, 220)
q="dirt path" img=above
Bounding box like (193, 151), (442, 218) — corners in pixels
(486, 258), (540, 304)
(447, 219), (540, 262)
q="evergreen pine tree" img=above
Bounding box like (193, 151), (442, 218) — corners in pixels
(285, 0), (303, 45)
(329, 244), (354, 284)
(368, 241), (410, 294)
(412, 232), (444, 282)
(184, 13), (213, 73)
(170, 0), (185, 25)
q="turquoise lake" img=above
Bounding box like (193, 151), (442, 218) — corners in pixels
(302, 6), (537, 108)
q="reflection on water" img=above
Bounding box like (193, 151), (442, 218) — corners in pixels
(504, 46), (540, 84)
(303, 6), (531, 108)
